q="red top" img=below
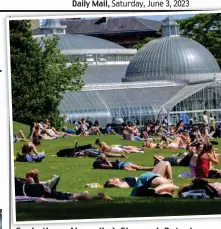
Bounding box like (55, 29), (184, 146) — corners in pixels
(195, 156), (210, 178)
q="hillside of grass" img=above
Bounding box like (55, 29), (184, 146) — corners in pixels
(13, 122), (221, 221)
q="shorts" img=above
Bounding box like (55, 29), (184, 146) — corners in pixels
(170, 143), (178, 149)
(131, 172), (160, 197)
(118, 162), (132, 169)
(208, 170), (221, 178)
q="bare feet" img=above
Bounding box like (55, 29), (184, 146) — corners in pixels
(121, 154), (128, 158)
(94, 193), (112, 200)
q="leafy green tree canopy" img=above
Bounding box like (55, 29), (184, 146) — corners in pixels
(10, 20), (87, 128)
(132, 37), (155, 50)
(178, 13), (221, 67)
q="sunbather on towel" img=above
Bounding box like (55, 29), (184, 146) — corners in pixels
(95, 139), (144, 154)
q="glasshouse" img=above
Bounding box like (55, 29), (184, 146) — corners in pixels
(34, 17), (221, 125)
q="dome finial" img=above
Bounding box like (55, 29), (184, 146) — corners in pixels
(40, 18), (67, 35)
(161, 16), (179, 37)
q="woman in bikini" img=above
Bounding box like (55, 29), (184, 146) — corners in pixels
(103, 161), (174, 188)
(95, 139), (144, 154)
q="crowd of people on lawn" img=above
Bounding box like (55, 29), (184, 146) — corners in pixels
(14, 111), (221, 202)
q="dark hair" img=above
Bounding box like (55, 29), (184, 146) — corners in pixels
(204, 111), (207, 115)
(93, 160), (102, 169)
(32, 138), (41, 146)
(198, 143), (213, 158)
(95, 138), (101, 145)
(106, 124), (111, 128)
(103, 181), (109, 188)
(122, 123), (127, 127)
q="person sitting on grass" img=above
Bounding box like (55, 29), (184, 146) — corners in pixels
(93, 155), (153, 171)
(103, 161), (173, 188)
(195, 144), (221, 178)
(15, 176), (112, 201)
(169, 124), (176, 136)
(15, 142), (45, 163)
(95, 139), (144, 154)
(122, 129), (146, 141)
(201, 128), (210, 144)
(30, 122), (56, 140)
(189, 143), (204, 177)
(104, 124), (118, 135)
(121, 122), (146, 141)
(13, 130), (29, 143)
(87, 123), (103, 135)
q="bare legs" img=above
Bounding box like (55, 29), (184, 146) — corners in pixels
(105, 153), (128, 158)
(151, 177), (178, 194)
(72, 191), (112, 200)
(124, 164), (154, 171)
(16, 130), (28, 141)
(152, 161), (173, 182)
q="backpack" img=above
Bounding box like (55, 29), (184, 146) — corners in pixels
(179, 178), (219, 199)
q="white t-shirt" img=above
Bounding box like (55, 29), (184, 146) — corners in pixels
(203, 115), (208, 125)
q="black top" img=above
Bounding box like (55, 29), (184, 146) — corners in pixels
(179, 154), (192, 166)
(123, 177), (137, 187)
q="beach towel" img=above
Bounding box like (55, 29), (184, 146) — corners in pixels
(16, 196), (74, 203)
(178, 172), (194, 178)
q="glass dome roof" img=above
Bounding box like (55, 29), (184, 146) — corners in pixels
(123, 17), (220, 82)
(123, 36), (220, 82)
(36, 34), (126, 50)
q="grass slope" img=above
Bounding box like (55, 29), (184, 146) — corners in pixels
(13, 122), (221, 221)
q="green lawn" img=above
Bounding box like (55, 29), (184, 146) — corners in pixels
(13, 122), (221, 221)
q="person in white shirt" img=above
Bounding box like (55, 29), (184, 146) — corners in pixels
(202, 111), (209, 136)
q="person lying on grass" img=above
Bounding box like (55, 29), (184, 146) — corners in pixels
(13, 130), (29, 143)
(143, 135), (184, 150)
(153, 145), (196, 166)
(93, 155), (153, 171)
(15, 142), (45, 163)
(130, 168), (178, 198)
(21, 169), (60, 190)
(62, 126), (77, 135)
(103, 161), (173, 188)
(15, 176), (112, 201)
(104, 124), (118, 135)
(95, 138), (144, 154)
(73, 149), (128, 159)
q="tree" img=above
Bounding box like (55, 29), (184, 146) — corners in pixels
(178, 13), (221, 68)
(132, 37), (155, 50)
(10, 20), (87, 128)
